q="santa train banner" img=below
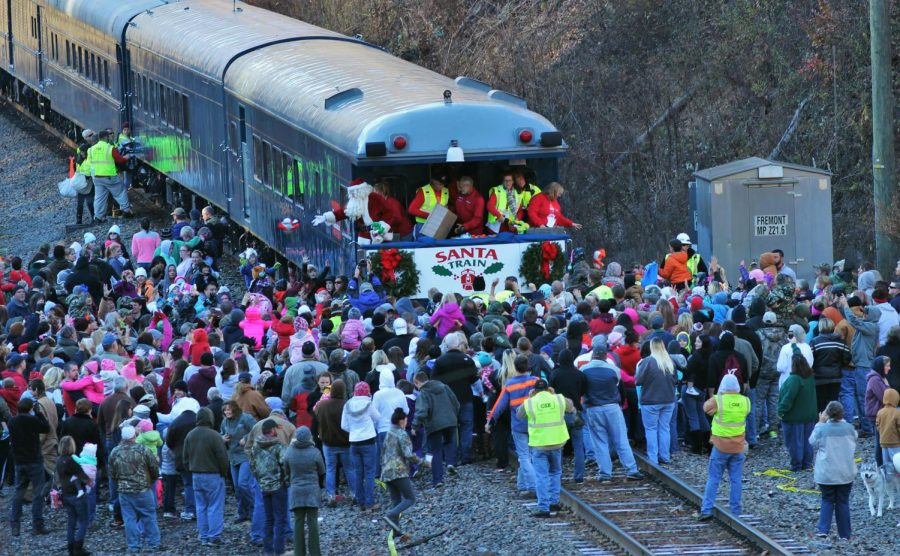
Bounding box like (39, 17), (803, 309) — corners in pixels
(407, 240), (566, 297)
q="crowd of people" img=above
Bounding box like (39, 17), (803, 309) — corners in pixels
(1, 210), (900, 554)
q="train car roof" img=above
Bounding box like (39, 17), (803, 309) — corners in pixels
(225, 40), (566, 163)
(126, 0), (346, 78)
(46, 0), (178, 38)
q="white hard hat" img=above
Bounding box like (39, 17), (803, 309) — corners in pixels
(676, 233), (692, 246)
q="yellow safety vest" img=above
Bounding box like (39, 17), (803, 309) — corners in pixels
(524, 392), (569, 447)
(87, 140), (118, 177)
(487, 186), (523, 224)
(415, 184), (449, 223)
(117, 133), (131, 148)
(76, 146), (91, 176)
(710, 393), (750, 438)
(519, 184), (541, 208)
(587, 284), (613, 300)
(687, 253), (701, 277)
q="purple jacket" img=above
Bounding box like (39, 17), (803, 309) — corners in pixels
(866, 370), (889, 421)
(429, 303), (464, 338)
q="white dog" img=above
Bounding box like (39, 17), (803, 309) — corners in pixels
(860, 461), (900, 517)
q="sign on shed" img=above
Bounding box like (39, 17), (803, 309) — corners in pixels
(753, 214), (788, 236)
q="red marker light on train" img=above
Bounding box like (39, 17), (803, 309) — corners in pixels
(393, 136), (407, 150)
(518, 130), (533, 144)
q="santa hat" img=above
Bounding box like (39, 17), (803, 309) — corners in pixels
(347, 178), (371, 193)
(278, 218), (300, 231)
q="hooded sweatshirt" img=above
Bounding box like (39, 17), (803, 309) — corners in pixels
(371, 370), (408, 434)
(182, 407), (229, 476)
(876, 388), (900, 448)
(843, 306), (881, 368)
(809, 418), (857, 486)
(865, 357), (890, 421)
(315, 380), (349, 447)
(340, 394), (379, 443)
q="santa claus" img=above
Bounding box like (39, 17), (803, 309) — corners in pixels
(312, 179), (393, 244)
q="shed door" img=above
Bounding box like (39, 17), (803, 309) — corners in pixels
(747, 183), (796, 265)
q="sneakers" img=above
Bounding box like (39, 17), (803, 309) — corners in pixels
(697, 513), (713, 522)
(549, 504), (563, 512)
(447, 465), (458, 476)
(532, 510), (555, 518)
(93, 217), (107, 224)
(163, 512), (177, 519)
(625, 472), (645, 481)
(517, 490), (537, 499)
(180, 511), (195, 520)
(597, 475), (613, 483)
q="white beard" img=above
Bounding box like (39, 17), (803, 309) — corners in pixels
(345, 185), (373, 224)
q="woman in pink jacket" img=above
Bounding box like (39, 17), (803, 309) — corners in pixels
(60, 360), (106, 406)
(239, 306), (271, 350)
(340, 308), (367, 350)
(430, 293), (465, 338)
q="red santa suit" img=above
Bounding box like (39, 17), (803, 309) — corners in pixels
(315, 180), (393, 243)
(527, 192), (574, 228)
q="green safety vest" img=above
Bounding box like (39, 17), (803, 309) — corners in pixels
(524, 392), (569, 447)
(117, 133), (130, 148)
(587, 284), (613, 300)
(76, 146), (91, 176)
(687, 253), (701, 277)
(519, 183), (541, 208)
(487, 186), (523, 224)
(710, 393), (750, 438)
(87, 140), (117, 177)
(415, 184), (449, 223)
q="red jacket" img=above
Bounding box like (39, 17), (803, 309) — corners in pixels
(1, 269), (32, 291)
(527, 193), (574, 227)
(381, 195), (413, 237)
(332, 195), (385, 239)
(453, 191), (485, 234)
(271, 320), (295, 355)
(614, 345), (642, 377)
(291, 391), (313, 429)
(0, 385), (21, 415)
(1, 369), (28, 393)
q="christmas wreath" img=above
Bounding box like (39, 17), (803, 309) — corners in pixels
(519, 241), (565, 285)
(368, 248), (420, 298)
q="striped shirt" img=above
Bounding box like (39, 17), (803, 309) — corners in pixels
(488, 374), (538, 433)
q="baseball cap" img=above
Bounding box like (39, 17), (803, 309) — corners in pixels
(676, 233), (692, 246)
(238, 372), (252, 383)
(101, 332), (118, 348)
(533, 379), (549, 391)
(261, 419), (278, 434)
(393, 318), (408, 335)
(591, 334), (609, 354)
(171, 207), (187, 218)
(301, 341), (316, 356)
(81, 129), (95, 140)
(762, 312), (777, 325)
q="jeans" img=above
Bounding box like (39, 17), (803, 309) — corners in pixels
(670, 400), (682, 453)
(386, 477), (416, 524)
(262, 486), (287, 555)
(782, 422), (815, 471)
(426, 427), (458, 487)
(293, 507), (321, 556)
(458, 402), (474, 464)
(180, 470), (196, 514)
(817, 483), (852, 538)
(86, 485), (97, 525)
(63, 494), (89, 543)
(376, 432), (387, 476)
(642, 402), (675, 464)
(323, 444), (356, 498)
(883, 447), (900, 474)
(230, 462), (254, 520)
(585, 404), (639, 476)
(511, 430), (535, 491)
(700, 447), (745, 515)
(746, 388), (758, 443)
(568, 424), (585, 481)
(105, 439), (120, 516)
(93, 175), (131, 217)
(756, 376), (780, 432)
(193, 473), (225, 541)
(350, 441), (377, 507)
(840, 369), (873, 433)
(119, 489), (161, 551)
(682, 391), (711, 432)
(9, 462), (45, 528)
(531, 448), (562, 512)
(491, 415), (510, 469)
(162, 474), (177, 513)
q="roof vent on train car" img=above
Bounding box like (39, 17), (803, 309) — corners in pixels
(454, 76), (492, 93)
(488, 90), (527, 109)
(540, 131), (563, 147)
(324, 88), (363, 110)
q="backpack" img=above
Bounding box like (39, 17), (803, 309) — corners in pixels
(721, 352), (744, 387)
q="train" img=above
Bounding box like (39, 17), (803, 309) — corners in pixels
(0, 0), (569, 292)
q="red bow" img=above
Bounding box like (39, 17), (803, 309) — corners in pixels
(380, 249), (402, 283)
(540, 241), (558, 280)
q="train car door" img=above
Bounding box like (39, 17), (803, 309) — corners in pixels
(236, 105), (251, 221)
(34, 4), (42, 87)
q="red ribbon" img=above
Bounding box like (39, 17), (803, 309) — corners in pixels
(380, 249), (402, 283)
(540, 241), (559, 280)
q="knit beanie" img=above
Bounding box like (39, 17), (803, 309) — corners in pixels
(353, 381), (371, 397)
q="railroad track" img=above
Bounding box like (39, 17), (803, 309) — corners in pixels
(559, 452), (810, 555)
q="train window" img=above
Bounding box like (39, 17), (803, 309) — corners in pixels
(65, 41), (70, 67)
(103, 60), (109, 90)
(262, 142), (272, 186)
(229, 123), (238, 154)
(90, 53), (96, 82)
(272, 147), (283, 194)
(142, 76), (148, 114)
(293, 159), (304, 204)
(30, 17), (36, 39)
(282, 152), (292, 197)
(252, 136), (262, 182)
(77, 47), (83, 75)
(160, 86), (168, 124)
(181, 94), (190, 135)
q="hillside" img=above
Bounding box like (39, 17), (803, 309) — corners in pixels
(249, 0), (892, 268)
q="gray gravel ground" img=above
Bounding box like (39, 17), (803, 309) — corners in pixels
(667, 429), (894, 555)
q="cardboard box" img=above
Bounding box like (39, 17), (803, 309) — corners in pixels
(420, 204), (457, 239)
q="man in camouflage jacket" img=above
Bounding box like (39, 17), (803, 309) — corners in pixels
(109, 425), (160, 552)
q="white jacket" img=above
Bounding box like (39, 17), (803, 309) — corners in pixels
(341, 396), (379, 442)
(776, 342), (813, 388)
(372, 369), (408, 434)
